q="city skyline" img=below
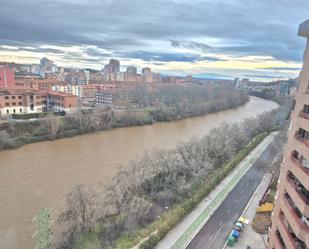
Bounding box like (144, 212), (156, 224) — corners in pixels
(0, 0), (308, 81)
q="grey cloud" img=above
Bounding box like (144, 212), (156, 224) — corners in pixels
(0, 0), (308, 69)
(115, 51), (225, 63)
(170, 40), (212, 51)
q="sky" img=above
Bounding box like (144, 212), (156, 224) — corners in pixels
(0, 0), (308, 81)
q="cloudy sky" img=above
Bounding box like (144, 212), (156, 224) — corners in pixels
(0, 0), (308, 81)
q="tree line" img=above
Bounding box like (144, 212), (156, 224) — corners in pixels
(0, 85), (249, 150)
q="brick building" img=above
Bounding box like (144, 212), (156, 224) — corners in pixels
(267, 19), (309, 249)
(0, 89), (46, 115)
(0, 89), (77, 116)
(0, 66), (15, 89)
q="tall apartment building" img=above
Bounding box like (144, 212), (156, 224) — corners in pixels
(142, 67), (153, 83)
(268, 19), (309, 249)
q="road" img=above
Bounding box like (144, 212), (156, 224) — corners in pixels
(186, 142), (275, 249)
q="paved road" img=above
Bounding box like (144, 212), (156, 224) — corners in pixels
(186, 143), (274, 249)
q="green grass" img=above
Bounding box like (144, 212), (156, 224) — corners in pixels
(72, 232), (101, 249)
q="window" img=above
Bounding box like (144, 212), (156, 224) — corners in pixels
(11, 96), (15, 99)
(19, 109), (22, 113)
(12, 102), (16, 106)
(304, 104), (309, 114)
(5, 96), (9, 100)
(13, 109), (16, 113)
(5, 103), (9, 106)
(18, 96), (22, 99)
(18, 102), (22, 105)
(6, 110), (9, 114)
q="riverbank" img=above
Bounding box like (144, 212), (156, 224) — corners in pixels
(0, 97), (279, 249)
(0, 88), (248, 151)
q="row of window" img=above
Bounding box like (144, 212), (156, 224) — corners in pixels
(4, 102), (23, 106)
(48, 96), (65, 100)
(2, 109), (23, 114)
(4, 96), (23, 100)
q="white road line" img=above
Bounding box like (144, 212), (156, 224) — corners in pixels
(219, 221), (223, 226)
(208, 232), (215, 241)
(227, 209), (231, 214)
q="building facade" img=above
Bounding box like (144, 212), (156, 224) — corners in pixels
(142, 67), (153, 83)
(46, 91), (78, 112)
(0, 66), (15, 89)
(95, 90), (114, 107)
(0, 89), (45, 115)
(268, 19), (309, 249)
(0, 89), (77, 115)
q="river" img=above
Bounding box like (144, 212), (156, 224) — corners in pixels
(0, 96), (278, 249)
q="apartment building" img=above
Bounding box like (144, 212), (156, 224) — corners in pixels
(46, 91), (78, 112)
(0, 89), (77, 115)
(95, 90), (114, 107)
(0, 89), (46, 115)
(268, 19), (309, 249)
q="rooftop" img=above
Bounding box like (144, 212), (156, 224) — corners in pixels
(0, 88), (40, 95)
(298, 19), (309, 37)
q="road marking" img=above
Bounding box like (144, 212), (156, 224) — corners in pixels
(234, 199), (238, 202)
(241, 190), (244, 194)
(219, 221), (223, 226)
(208, 232), (215, 241)
(227, 209), (231, 214)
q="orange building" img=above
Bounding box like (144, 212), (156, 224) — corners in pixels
(268, 19), (309, 249)
(0, 89), (46, 115)
(45, 91), (78, 112)
(0, 89), (77, 116)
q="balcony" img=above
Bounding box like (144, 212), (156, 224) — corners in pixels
(285, 180), (309, 219)
(279, 212), (309, 249)
(287, 171), (309, 206)
(290, 151), (309, 176)
(299, 111), (309, 120)
(294, 133), (309, 147)
(282, 193), (309, 244)
(275, 229), (287, 249)
(278, 213), (297, 249)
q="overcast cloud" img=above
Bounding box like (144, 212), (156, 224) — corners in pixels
(0, 0), (308, 80)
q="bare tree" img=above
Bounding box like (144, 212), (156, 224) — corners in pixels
(45, 114), (61, 139)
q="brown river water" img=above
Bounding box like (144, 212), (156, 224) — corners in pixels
(0, 96), (278, 249)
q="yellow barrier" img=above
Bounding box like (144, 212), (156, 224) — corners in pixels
(256, 202), (274, 212)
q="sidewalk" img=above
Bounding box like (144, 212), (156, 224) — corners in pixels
(155, 132), (277, 249)
(224, 173), (273, 249)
